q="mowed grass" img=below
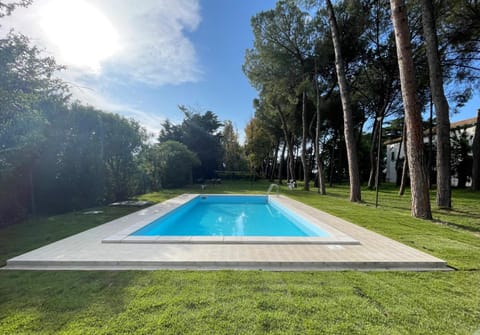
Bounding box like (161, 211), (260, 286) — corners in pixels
(0, 206), (138, 266)
(1, 181), (479, 334)
(286, 184), (480, 271)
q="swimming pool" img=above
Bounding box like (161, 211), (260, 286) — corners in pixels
(132, 195), (329, 237)
(103, 194), (359, 244)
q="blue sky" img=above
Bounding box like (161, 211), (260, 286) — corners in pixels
(119, 0), (281, 134)
(2, 0), (478, 139)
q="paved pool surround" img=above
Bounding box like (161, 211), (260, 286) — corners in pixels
(4, 194), (449, 271)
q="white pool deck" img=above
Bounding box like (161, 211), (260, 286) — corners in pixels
(3, 194), (449, 271)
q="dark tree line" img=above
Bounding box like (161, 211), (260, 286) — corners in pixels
(0, 34), (147, 224)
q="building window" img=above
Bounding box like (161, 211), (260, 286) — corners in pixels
(391, 151), (395, 161)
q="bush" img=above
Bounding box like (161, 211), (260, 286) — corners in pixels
(158, 141), (200, 188)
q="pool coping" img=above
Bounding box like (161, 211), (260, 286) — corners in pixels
(4, 193), (450, 271)
(101, 194), (360, 245)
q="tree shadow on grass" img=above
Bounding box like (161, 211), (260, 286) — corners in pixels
(438, 208), (480, 219)
(0, 270), (138, 334)
(431, 218), (480, 235)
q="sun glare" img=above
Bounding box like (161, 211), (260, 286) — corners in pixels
(40, 0), (119, 72)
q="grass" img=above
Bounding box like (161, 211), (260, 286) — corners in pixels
(286, 184), (480, 270)
(1, 181), (479, 334)
(0, 206), (138, 266)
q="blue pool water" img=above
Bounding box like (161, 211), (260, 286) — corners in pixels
(132, 195), (329, 237)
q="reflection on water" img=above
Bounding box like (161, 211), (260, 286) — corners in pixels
(133, 197), (325, 237)
(234, 211), (246, 236)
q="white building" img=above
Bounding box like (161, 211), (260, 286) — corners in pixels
(385, 116), (478, 185)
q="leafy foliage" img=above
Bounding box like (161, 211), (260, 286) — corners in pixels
(0, 32), (68, 223)
(245, 117), (276, 174)
(32, 104), (146, 213)
(0, 33), (147, 223)
(156, 141), (200, 188)
(221, 120), (248, 172)
(0, 0), (32, 18)
(159, 106), (223, 180)
(450, 129), (473, 188)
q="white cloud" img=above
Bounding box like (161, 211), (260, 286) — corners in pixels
(1, 0), (202, 85)
(96, 0), (203, 85)
(0, 0), (202, 137)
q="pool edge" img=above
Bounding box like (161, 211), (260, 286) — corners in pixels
(102, 193), (360, 245)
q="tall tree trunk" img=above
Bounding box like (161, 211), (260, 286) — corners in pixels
(263, 159), (269, 179)
(314, 75), (326, 195)
(471, 110), (480, 191)
(375, 116), (384, 207)
(421, 0), (451, 208)
(277, 106), (295, 181)
(278, 141), (286, 185)
(368, 118), (380, 189)
(369, 97), (390, 189)
(329, 130), (337, 187)
(399, 152), (408, 196)
(270, 141), (280, 182)
(390, 0), (432, 219)
(301, 90), (310, 190)
(356, 117), (366, 151)
(288, 139), (295, 181)
(427, 96), (434, 188)
(295, 145), (300, 181)
(326, 0), (361, 202)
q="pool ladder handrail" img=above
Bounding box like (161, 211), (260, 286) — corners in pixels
(267, 183), (280, 198)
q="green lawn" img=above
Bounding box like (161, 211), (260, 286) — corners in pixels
(1, 181), (479, 334)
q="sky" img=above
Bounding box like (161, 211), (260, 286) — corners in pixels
(1, 0), (478, 140)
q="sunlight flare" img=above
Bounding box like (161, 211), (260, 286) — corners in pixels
(40, 0), (119, 72)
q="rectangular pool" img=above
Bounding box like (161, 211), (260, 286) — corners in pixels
(103, 194), (359, 244)
(131, 195), (329, 237)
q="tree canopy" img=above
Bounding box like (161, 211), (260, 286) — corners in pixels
(243, 0), (479, 217)
(158, 106), (224, 180)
